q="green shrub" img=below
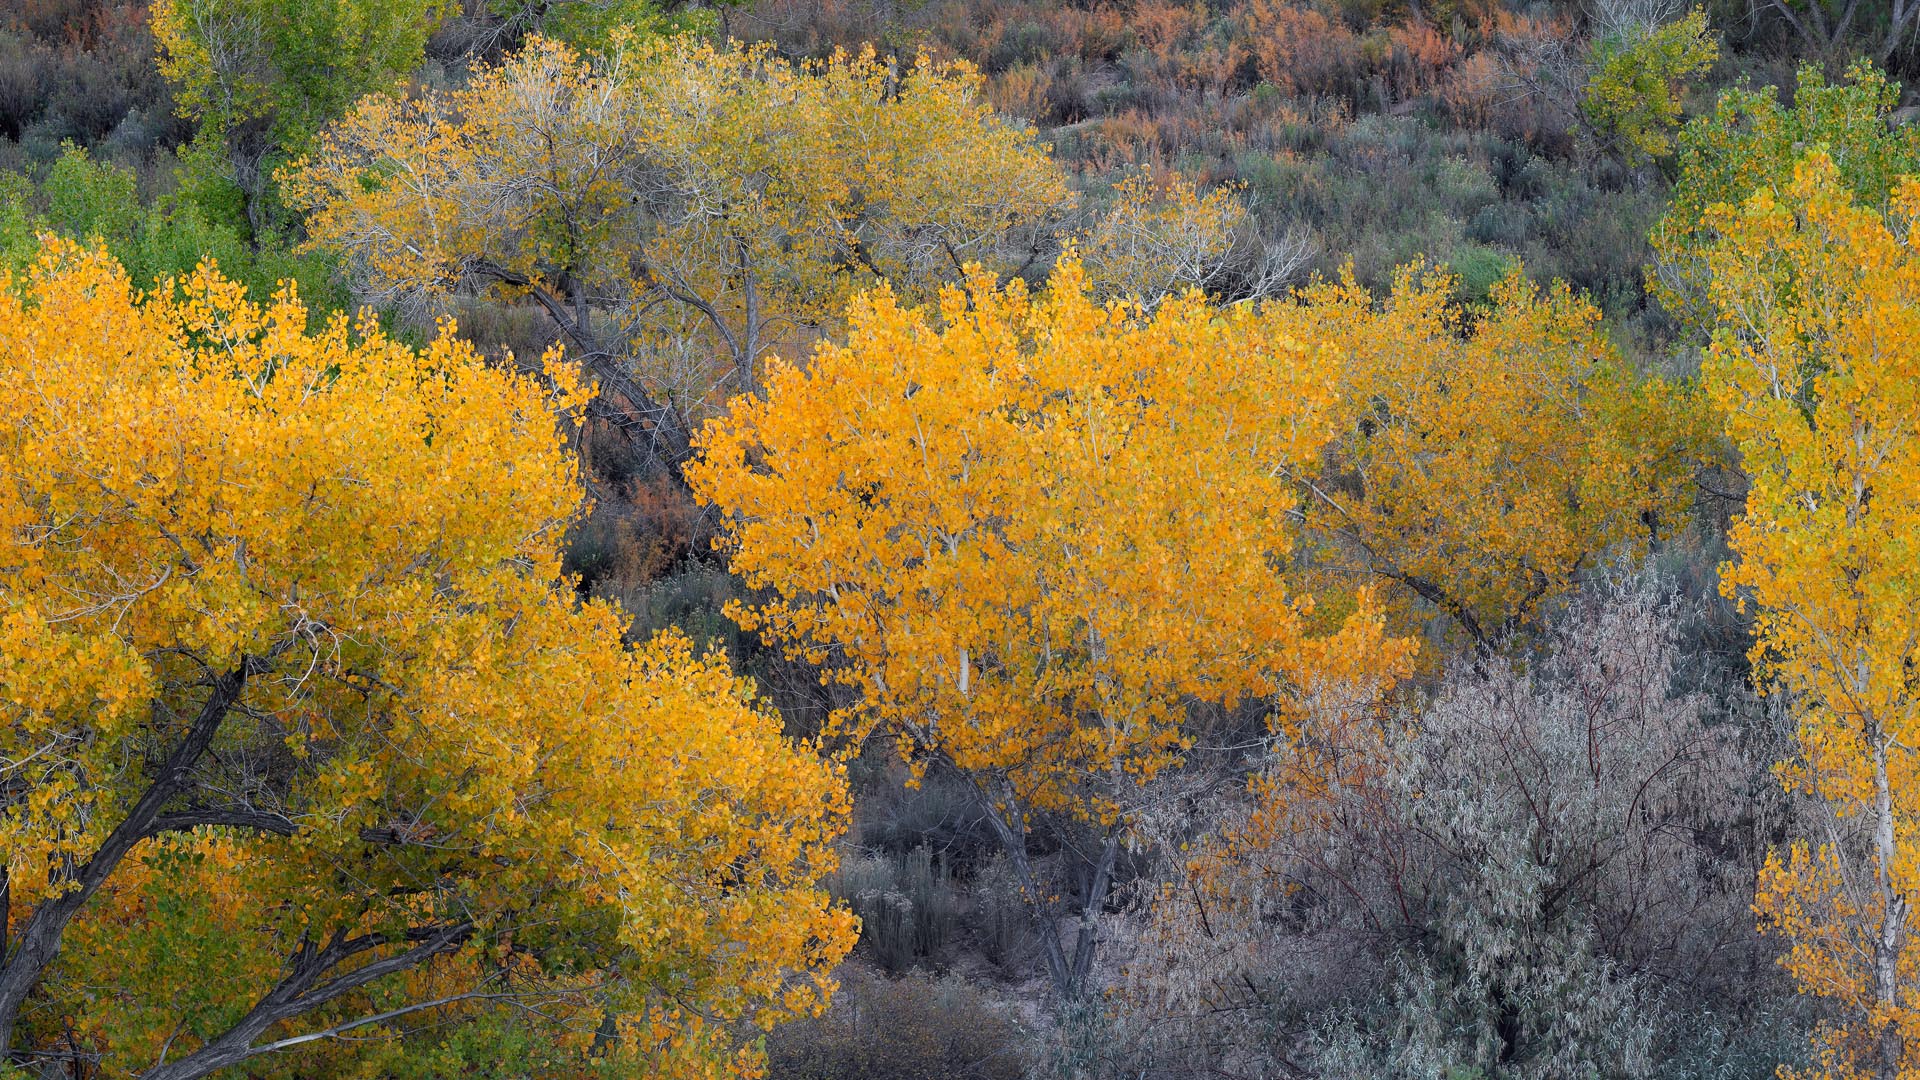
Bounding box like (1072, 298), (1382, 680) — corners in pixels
(1446, 242), (1518, 302)
(4, 143), (349, 318)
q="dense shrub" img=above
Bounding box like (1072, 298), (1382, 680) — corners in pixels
(1100, 572), (1806, 1079)
(833, 846), (967, 974)
(0, 1), (180, 154)
(768, 968), (1032, 1080)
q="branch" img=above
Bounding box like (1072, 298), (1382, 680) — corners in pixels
(242, 990), (521, 1057)
(0, 662), (257, 1061)
(1288, 470), (1494, 651)
(149, 808), (298, 837)
(466, 260), (694, 465)
(141, 922), (475, 1080)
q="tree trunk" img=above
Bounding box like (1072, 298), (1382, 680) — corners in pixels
(0, 665), (252, 1062)
(971, 776), (1118, 998)
(1872, 727), (1907, 1077)
(1066, 834), (1121, 994)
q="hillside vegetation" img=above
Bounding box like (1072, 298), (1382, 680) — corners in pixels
(7, 0), (1920, 1077)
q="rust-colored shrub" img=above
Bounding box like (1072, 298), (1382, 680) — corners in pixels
(1244, 0), (1364, 98)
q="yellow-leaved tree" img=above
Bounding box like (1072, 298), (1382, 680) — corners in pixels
(283, 34), (1074, 465)
(688, 262), (1414, 998)
(1650, 62), (1920, 345)
(0, 239), (854, 1080)
(1265, 265), (1704, 652)
(1580, 7), (1718, 166)
(1704, 154), (1920, 1079)
(1075, 173), (1313, 308)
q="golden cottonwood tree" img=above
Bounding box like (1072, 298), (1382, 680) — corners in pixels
(1705, 155), (1920, 1080)
(688, 262), (1414, 997)
(284, 34), (1073, 465)
(1265, 266), (1703, 651)
(0, 240), (854, 1080)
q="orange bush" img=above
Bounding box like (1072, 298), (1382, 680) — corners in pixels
(1383, 21), (1459, 99)
(1436, 48), (1504, 124)
(1244, 0), (1364, 97)
(1133, 0), (1207, 64)
(988, 61), (1053, 114)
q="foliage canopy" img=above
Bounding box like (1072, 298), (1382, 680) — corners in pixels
(0, 239), (854, 1080)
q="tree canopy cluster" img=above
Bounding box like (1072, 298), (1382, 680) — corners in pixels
(8, 3), (1920, 1079)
